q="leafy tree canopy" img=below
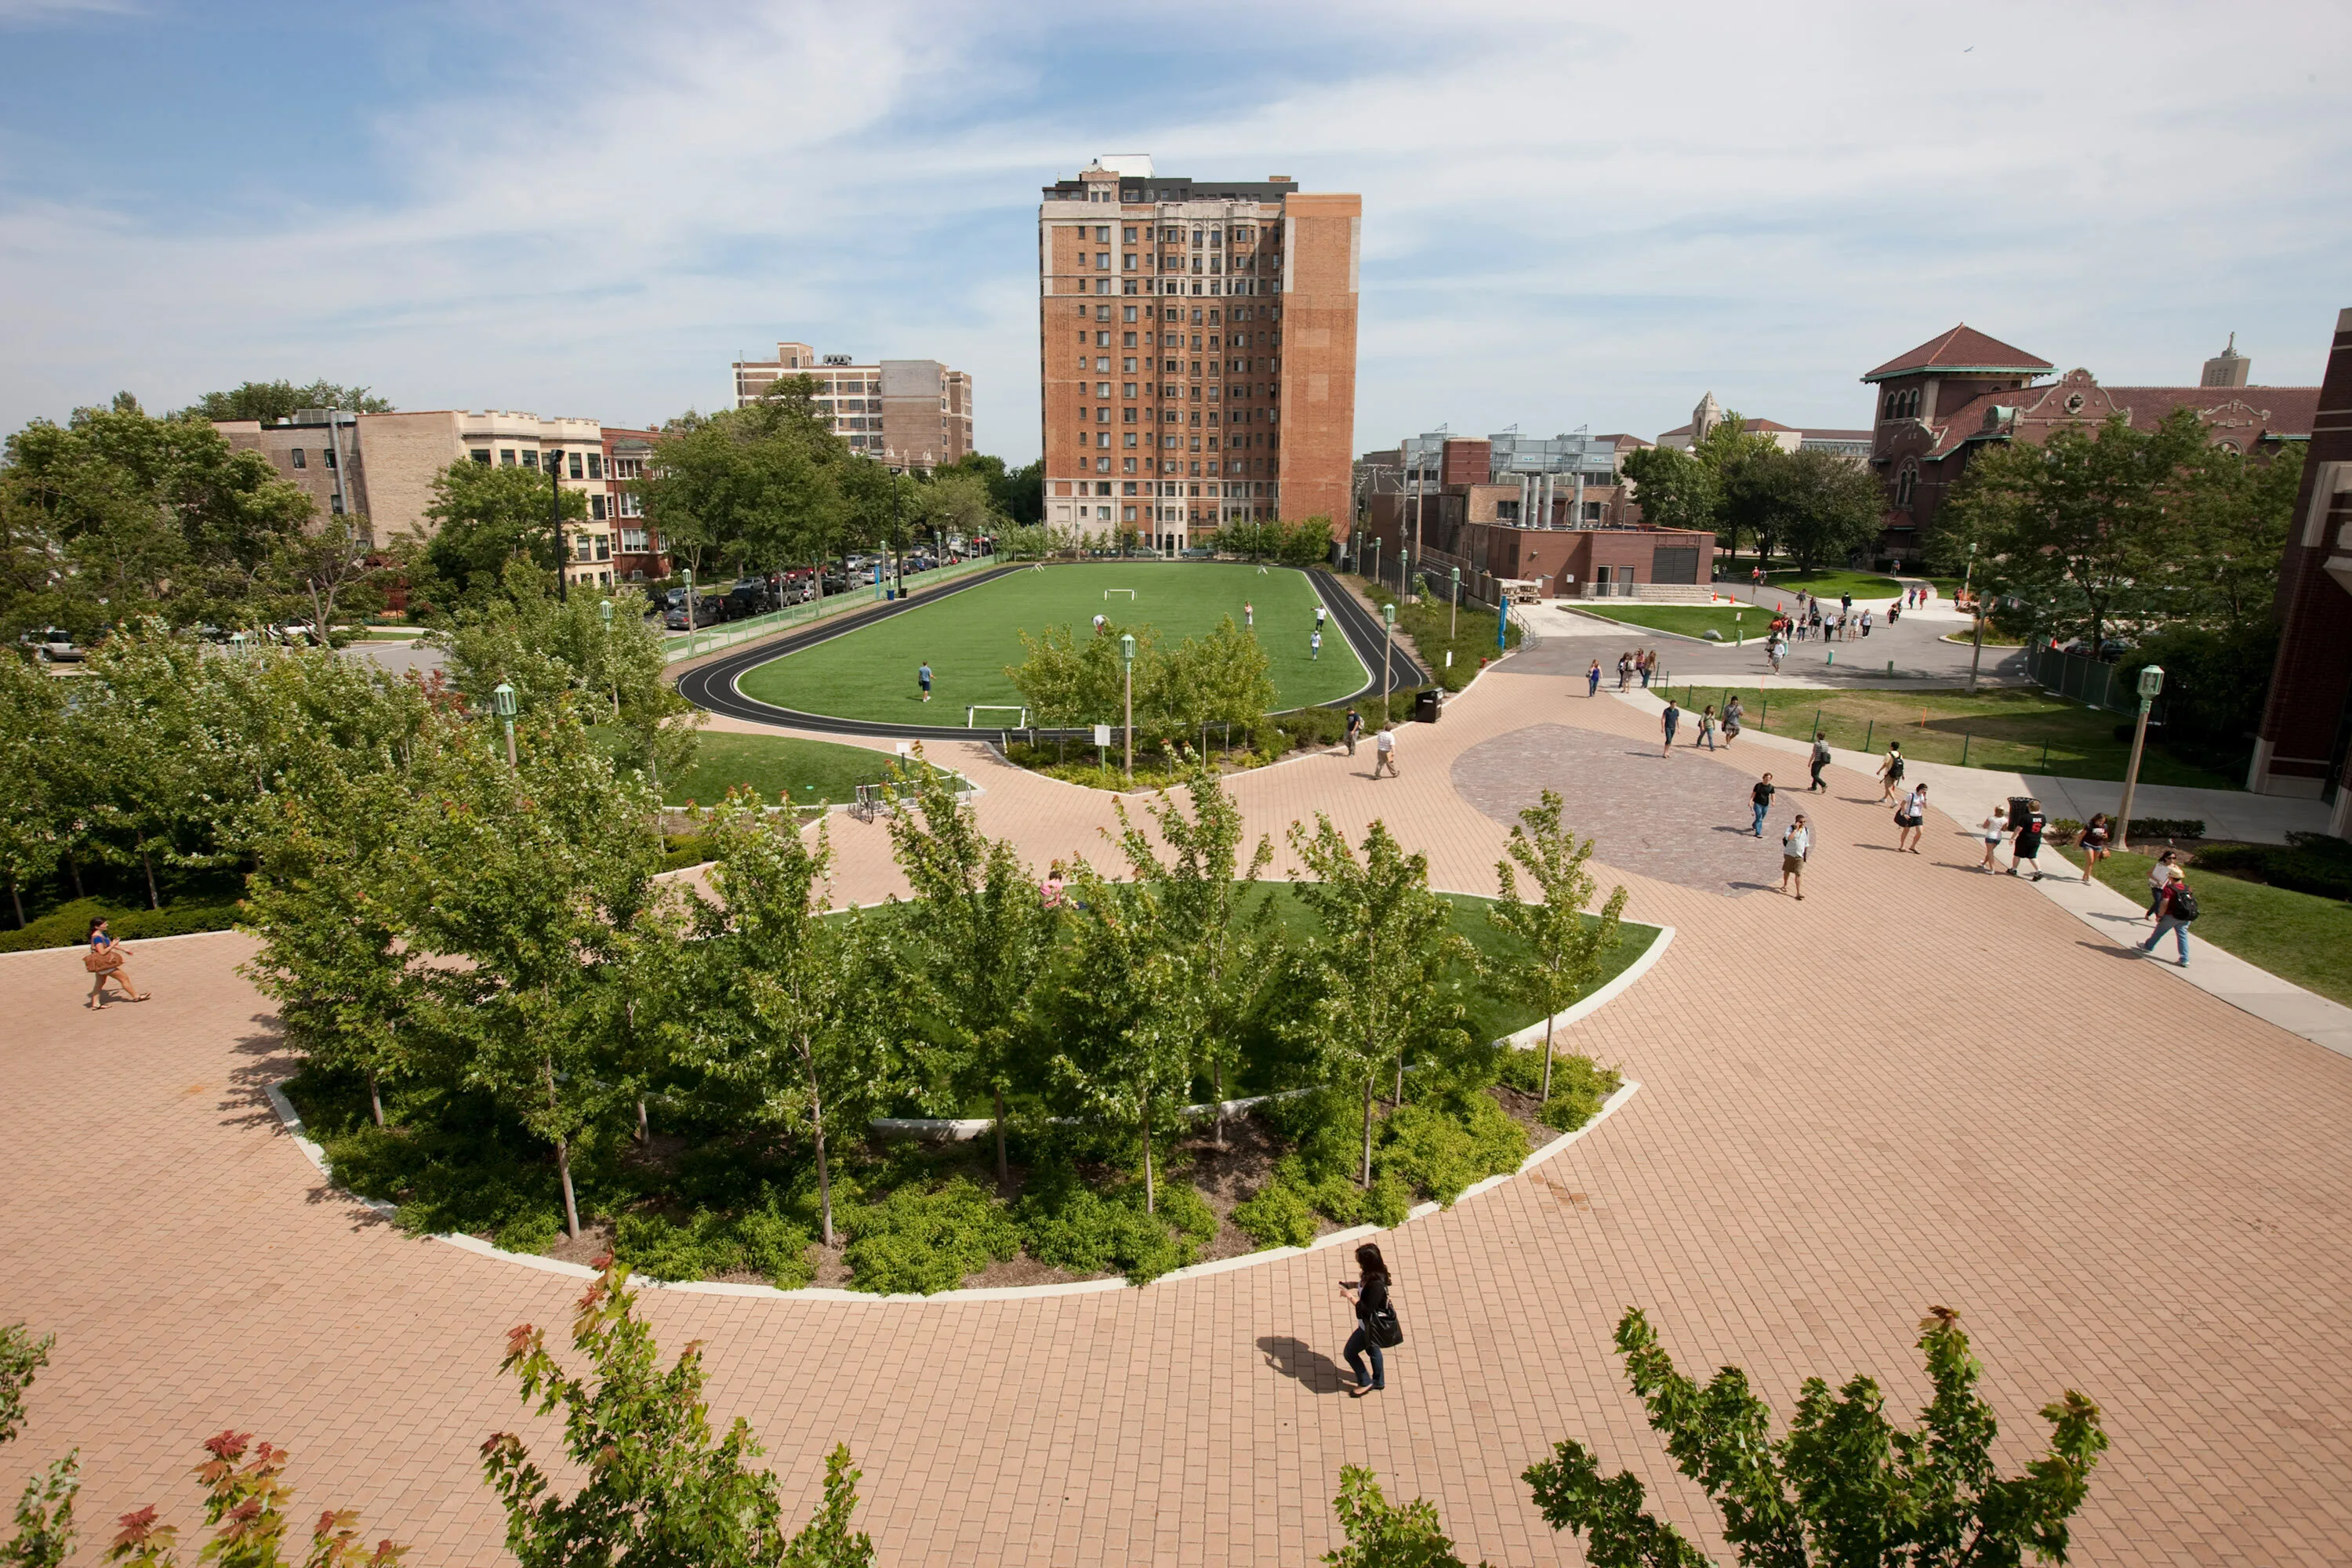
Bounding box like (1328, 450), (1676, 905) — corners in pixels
(178, 379), (394, 423)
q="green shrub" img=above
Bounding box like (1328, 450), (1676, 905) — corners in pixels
(659, 833), (718, 871)
(1017, 1164), (1215, 1284)
(839, 1178), (1018, 1294)
(1279, 1157), (1412, 1230)
(2126, 817), (2205, 840)
(0, 895), (243, 953)
(738, 1207), (818, 1287)
(611, 1206), (815, 1288)
(1377, 1093), (1527, 1205)
(2191, 833), (2352, 902)
(1537, 1056), (1623, 1134)
(495, 1209), (562, 1254)
(1232, 1177), (1317, 1249)
(1495, 1046), (1545, 1094)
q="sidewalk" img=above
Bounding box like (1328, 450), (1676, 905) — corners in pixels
(2021, 860), (2352, 1059)
(1610, 688), (2329, 844)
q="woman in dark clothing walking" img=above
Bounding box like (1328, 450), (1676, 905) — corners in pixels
(1339, 1243), (1393, 1397)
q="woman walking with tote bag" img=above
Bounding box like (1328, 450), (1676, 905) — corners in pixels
(1339, 1243), (1401, 1397)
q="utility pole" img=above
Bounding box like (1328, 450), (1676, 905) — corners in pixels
(493, 682), (518, 768)
(1120, 633), (1136, 784)
(1381, 602), (1396, 713)
(1450, 566), (1461, 640)
(1964, 542), (1987, 694)
(2114, 665), (2165, 851)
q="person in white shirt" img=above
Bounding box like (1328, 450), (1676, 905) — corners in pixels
(1374, 725), (1398, 779)
(1896, 782), (1929, 854)
(1780, 815), (1812, 898)
(1976, 808), (2006, 872)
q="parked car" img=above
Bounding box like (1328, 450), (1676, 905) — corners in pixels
(24, 628), (84, 662)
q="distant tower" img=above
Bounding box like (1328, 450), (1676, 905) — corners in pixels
(2201, 332), (2251, 389)
(1691, 391), (1726, 441)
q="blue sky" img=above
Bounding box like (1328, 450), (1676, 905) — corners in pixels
(3, 0), (2348, 461)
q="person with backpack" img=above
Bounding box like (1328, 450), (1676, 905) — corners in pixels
(1808, 731), (1832, 793)
(2137, 865), (2196, 966)
(1876, 742), (1906, 802)
(1343, 708), (1364, 757)
(1895, 781), (1929, 853)
(1694, 703), (1719, 751)
(1339, 1242), (1399, 1396)
(2144, 848), (2179, 918)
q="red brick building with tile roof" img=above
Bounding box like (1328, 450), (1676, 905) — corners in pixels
(1861, 324), (2318, 563)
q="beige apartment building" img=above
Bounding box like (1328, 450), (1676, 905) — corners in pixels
(731, 343), (974, 468)
(219, 408), (628, 588)
(1037, 154), (1360, 553)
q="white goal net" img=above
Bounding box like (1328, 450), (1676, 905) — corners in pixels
(967, 705), (1029, 728)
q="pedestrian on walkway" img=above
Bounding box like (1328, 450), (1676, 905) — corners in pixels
(1374, 725), (1399, 779)
(1310, 628), (1323, 660)
(1344, 708), (1363, 756)
(1976, 806), (2007, 871)
(1617, 652), (1633, 691)
(1780, 815), (1811, 898)
(2078, 813), (2113, 883)
(1750, 771), (1776, 837)
(1338, 1243), (1396, 1396)
(1895, 782), (1929, 853)
(1809, 731), (1831, 792)
(1660, 696), (1681, 755)
(918, 661), (933, 703)
(1722, 695), (1744, 745)
(2136, 866), (2196, 967)
(1695, 704), (1719, 750)
(1766, 637), (1784, 673)
(1841, 592), (1853, 616)
(1860, 608), (1875, 638)
(2008, 801), (2047, 880)
(2143, 849), (2180, 916)
(82, 916), (147, 1009)
(1587, 659), (1602, 697)
(1639, 650), (1655, 688)
(1316, 604), (1328, 632)
(1876, 742), (1906, 802)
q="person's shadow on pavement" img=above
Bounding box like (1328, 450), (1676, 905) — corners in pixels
(1258, 1334), (1348, 1394)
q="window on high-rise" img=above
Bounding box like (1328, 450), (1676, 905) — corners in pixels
(289, 448), (306, 469)
(586, 453), (602, 479)
(470, 448), (491, 465)
(500, 449), (517, 466)
(568, 452), (585, 479)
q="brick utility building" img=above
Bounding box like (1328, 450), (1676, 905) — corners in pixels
(1861, 324), (2318, 563)
(1037, 154), (1359, 552)
(2251, 307), (2352, 830)
(1355, 432), (1715, 604)
(730, 342), (973, 468)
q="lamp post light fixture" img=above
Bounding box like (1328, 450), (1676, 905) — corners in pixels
(228, 630), (248, 657)
(2114, 663), (2165, 852)
(1450, 566), (1461, 640)
(492, 681), (519, 768)
(599, 598), (619, 717)
(1120, 633), (1136, 784)
(1965, 541), (1988, 695)
(547, 448), (568, 605)
(1381, 601), (1397, 713)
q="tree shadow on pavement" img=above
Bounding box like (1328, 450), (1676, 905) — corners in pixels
(1258, 1335), (1348, 1394)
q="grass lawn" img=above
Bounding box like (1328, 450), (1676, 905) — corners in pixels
(1652, 683), (2244, 789)
(1571, 603), (1774, 643)
(1737, 567), (1905, 601)
(2056, 844), (2352, 1006)
(661, 732), (960, 808)
(738, 561), (1366, 723)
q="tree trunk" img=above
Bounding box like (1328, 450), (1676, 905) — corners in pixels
(1359, 1075), (1376, 1189)
(1213, 1061), (1226, 1149)
(637, 1096), (650, 1144)
(1393, 1053), (1405, 1109)
(1541, 1014), (1555, 1104)
(9, 877), (21, 929)
(556, 1139), (582, 1240)
(67, 851), (82, 898)
(141, 850), (159, 910)
(994, 1085), (1009, 1188)
(368, 1072), (385, 1128)
(808, 1059), (835, 1247)
(1142, 1105), (1156, 1214)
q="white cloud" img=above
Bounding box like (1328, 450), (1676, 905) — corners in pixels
(2, 0), (2347, 457)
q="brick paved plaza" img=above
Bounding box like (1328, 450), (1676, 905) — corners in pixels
(5, 662), (2350, 1565)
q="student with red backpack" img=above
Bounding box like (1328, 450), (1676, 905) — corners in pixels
(2136, 866), (2197, 967)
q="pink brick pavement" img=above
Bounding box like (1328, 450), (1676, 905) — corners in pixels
(5, 668), (2350, 1564)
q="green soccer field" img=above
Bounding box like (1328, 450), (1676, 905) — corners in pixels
(735, 562), (1367, 722)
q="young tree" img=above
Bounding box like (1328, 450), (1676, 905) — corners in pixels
(1110, 760), (1276, 1142)
(3, 1321), (77, 1568)
(1621, 445), (1719, 538)
(1323, 1466), (1484, 1568)
(693, 793), (872, 1247)
(1285, 815), (1475, 1187)
(399, 712), (662, 1239)
(105, 1429), (403, 1567)
(1521, 1305), (2108, 1568)
(180, 380), (394, 423)
(416, 461), (587, 608)
(1489, 790), (1628, 1105)
(2172, 440), (2304, 634)
(1733, 448), (1886, 573)
(1046, 863), (1199, 1213)
(485, 1259), (872, 1567)
(0, 659), (66, 927)
(881, 752), (1054, 1186)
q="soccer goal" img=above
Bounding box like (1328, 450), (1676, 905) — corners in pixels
(967, 705), (1029, 728)
(1102, 587), (1138, 601)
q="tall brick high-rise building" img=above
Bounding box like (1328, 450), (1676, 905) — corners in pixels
(1037, 155), (1359, 554)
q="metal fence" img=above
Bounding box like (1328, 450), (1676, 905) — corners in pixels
(660, 556), (999, 664)
(2027, 644), (2162, 721)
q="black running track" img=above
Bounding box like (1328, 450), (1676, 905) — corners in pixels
(673, 563), (1428, 740)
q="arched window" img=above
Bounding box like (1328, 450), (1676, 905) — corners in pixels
(1883, 391), (1897, 419)
(1894, 462), (1918, 508)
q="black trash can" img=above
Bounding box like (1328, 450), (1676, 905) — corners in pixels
(1414, 689), (1443, 724)
(2006, 796), (2043, 833)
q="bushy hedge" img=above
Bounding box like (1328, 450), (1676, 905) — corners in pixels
(0, 895), (244, 953)
(1375, 1094), (1526, 1206)
(1016, 1164), (1218, 1283)
(612, 1206), (815, 1289)
(2194, 832), (2352, 902)
(838, 1178), (1020, 1294)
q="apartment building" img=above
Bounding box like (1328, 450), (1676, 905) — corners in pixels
(1036, 154), (1359, 553)
(220, 408), (625, 589)
(601, 428), (667, 581)
(731, 343), (974, 468)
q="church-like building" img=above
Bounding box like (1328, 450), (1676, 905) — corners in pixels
(1862, 325), (2318, 563)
